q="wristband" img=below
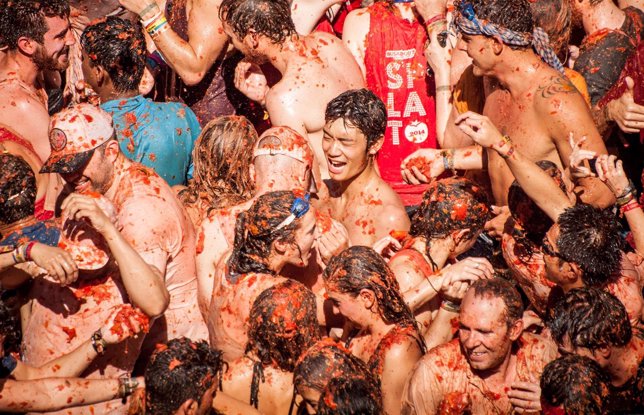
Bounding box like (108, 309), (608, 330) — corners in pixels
(499, 145), (515, 160)
(11, 243), (27, 264)
(442, 149), (456, 173)
(25, 241), (36, 262)
(441, 299), (460, 313)
(435, 85), (451, 93)
(616, 181), (636, 201)
(621, 200), (641, 214)
(91, 329), (107, 355)
(118, 375), (139, 398)
(139, 3), (161, 21)
(425, 13), (446, 26)
(146, 15), (168, 38)
(616, 192), (636, 209)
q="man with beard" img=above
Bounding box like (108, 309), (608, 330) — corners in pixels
(402, 278), (557, 414)
(0, 0), (75, 161)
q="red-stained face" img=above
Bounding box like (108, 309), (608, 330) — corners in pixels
(322, 119), (373, 183)
(542, 224), (570, 286)
(458, 291), (518, 372)
(222, 21), (267, 64)
(458, 33), (495, 77)
(33, 15), (74, 71)
(298, 386), (321, 415)
(325, 288), (371, 328)
(285, 207), (318, 268)
(60, 145), (113, 194)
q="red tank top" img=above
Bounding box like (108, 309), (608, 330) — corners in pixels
(364, 3), (437, 206)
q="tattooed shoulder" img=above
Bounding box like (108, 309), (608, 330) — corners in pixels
(536, 76), (577, 99)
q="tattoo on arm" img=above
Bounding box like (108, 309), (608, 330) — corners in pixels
(536, 76), (577, 98)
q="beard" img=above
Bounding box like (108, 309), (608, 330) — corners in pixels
(33, 44), (70, 72)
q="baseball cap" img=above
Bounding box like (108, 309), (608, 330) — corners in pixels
(40, 104), (115, 174)
(253, 126), (314, 167)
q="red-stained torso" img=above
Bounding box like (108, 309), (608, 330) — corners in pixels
(402, 333), (557, 415)
(221, 356), (294, 415)
(207, 262), (287, 361)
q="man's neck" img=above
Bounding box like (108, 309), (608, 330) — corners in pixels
(331, 161), (379, 200)
(476, 347), (518, 389)
(607, 336), (644, 387)
(582, 1), (626, 35)
(425, 237), (453, 269)
(100, 88), (139, 104)
(0, 51), (41, 88)
(491, 52), (545, 97)
(265, 34), (307, 74)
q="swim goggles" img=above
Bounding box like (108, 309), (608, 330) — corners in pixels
(274, 193), (310, 231)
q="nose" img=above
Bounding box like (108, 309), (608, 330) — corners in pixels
(461, 331), (481, 349)
(325, 139), (342, 158)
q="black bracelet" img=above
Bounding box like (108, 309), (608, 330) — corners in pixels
(91, 330), (106, 355)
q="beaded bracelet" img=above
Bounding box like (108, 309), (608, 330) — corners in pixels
(621, 200), (641, 214)
(91, 330), (107, 355)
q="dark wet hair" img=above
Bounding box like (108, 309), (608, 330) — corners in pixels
(325, 89), (387, 152)
(0, 154), (37, 225)
(178, 116), (257, 211)
(548, 288), (631, 351)
(458, 0), (534, 38)
(324, 246), (420, 331)
(540, 354), (609, 415)
(145, 338), (227, 415)
(528, 0), (571, 59)
(227, 190), (303, 276)
(411, 177), (489, 269)
(293, 339), (373, 394)
(0, 0), (70, 49)
(0, 298), (21, 355)
(219, 0), (296, 44)
(81, 16), (146, 93)
(316, 376), (383, 415)
(508, 160), (564, 258)
(556, 204), (623, 287)
(246, 280), (319, 408)
(469, 278), (524, 329)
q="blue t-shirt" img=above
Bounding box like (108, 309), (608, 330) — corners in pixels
(102, 95), (201, 186)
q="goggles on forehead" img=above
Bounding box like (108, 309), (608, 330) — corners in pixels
(274, 193), (310, 231)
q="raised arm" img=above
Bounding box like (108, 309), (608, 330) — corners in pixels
(119, 0), (229, 86)
(455, 111), (572, 221)
(341, 9), (369, 78)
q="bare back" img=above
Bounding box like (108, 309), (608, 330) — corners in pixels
(267, 33), (364, 178)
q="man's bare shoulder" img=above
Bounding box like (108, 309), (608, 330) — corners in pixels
(345, 7), (370, 23)
(532, 73), (587, 113)
(0, 84), (47, 114)
(414, 339), (464, 371)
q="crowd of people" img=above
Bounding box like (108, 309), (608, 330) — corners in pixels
(0, 0), (643, 413)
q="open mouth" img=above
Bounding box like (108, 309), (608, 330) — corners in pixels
(327, 159), (346, 175)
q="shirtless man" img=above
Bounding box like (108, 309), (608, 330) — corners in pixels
(403, 278), (557, 415)
(321, 89), (409, 246)
(549, 288), (644, 413)
(219, 0), (364, 178)
(402, 0), (613, 209)
(0, 0), (74, 161)
(40, 104), (208, 364)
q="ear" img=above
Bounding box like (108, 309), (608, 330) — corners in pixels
(508, 318), (524, 341)
(273, 237), (290, 255)
(368, 135), (384, 156)
(491, 36), (504, 55)
(245, 29), (260, 50)
(566, 261), (584, 281)
(94, 65), (109, 88)
(452, 228), (471, 246)
(175, 399), (198, 415)
(593, 345), (611, 360)
(17, 36), (38, 56)
(104, 139), (120, 162)
(358, 289), (376, 310)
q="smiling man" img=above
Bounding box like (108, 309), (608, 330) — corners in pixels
(402, 278), (557, 415)
(0, 0), (74, 162)
(320, 89), (409, 246)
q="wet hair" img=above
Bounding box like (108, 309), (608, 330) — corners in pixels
(0, 154), (37, 225)
(178, 116), (257, 211)
(508, 160), (564, 258)
(246, 280), (319, 407)
(548, 288), (631, 351)
(325, 89), (387, 152)
(461, 0), (534, 35)
(227, 190), (303, 276)
(324, 246), (425, 352)
(293, 339), (373, 394)
(0, 0), (70, 49)
(81, 17), (146, 93)
(411, 177), (490, 269)
(0, 298), (21, 355)
(316, 376), (383, 415)
(540, 354), (609, 415)
(145, 338), (227, 415)
(219, 0), (296, 44)
(528, 0), (571, 59)
(556, 204), (623, 287)
(469, 278), (524, 329)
